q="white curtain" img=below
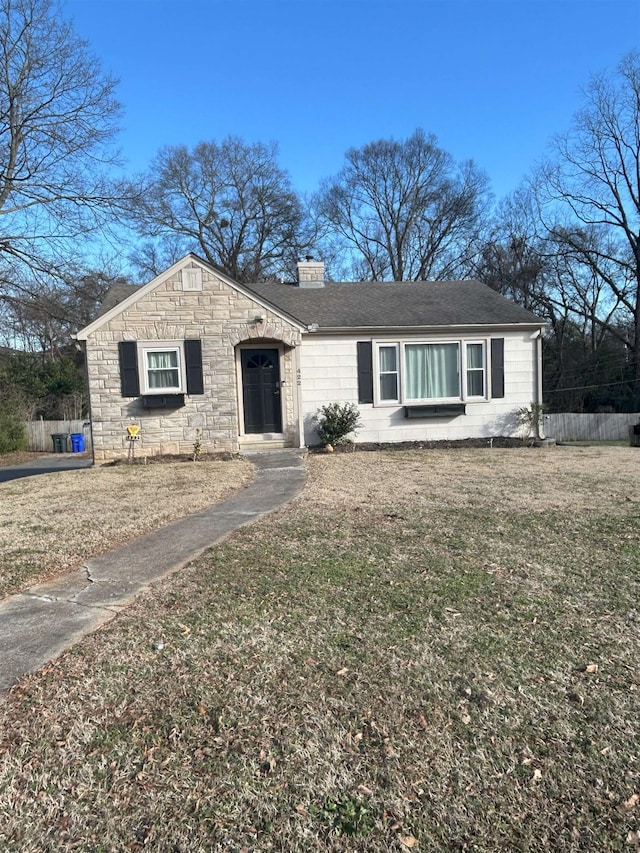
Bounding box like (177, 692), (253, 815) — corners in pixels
(147, 350), (179, 389)
(405, 343), (459, 399)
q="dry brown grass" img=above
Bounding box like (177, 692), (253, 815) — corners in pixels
(0, 451), (48, 467)
(0, 446), (639, 852)
(0, 458), (254, 598)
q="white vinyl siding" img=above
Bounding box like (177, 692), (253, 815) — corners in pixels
(298, 331), (540, 446)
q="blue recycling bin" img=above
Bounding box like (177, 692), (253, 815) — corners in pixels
(70, 433), (85, 453)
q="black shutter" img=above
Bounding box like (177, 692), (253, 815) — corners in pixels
(357, 341), (374, 404)
(184, 339), (204, 395)
(491, 338), (505, 399)
(118, 341), (139, 397)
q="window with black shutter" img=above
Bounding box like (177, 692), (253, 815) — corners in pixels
(357, 341), (373, 404)
(491, 338), (505, 399)
(118, 341), (140, 397)
(184, 339), (204, 394)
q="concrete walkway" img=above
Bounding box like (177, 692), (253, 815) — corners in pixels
(0, 449), (307, 697)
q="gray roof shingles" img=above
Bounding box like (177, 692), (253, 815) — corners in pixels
(244, 279), (542, 329)
(94, 282), (141, 318)
(95, 272), (542, 330)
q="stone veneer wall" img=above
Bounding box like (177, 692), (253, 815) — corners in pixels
(86, 262), (302, 461)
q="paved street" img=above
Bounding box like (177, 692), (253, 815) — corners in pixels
(0, 454), (93, 483)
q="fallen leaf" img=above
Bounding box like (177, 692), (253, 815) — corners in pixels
(358, 784), (373, 795)
(336, 667), (349, 677)
(295, 803), (307, 816)
(584, 663), (599, 674)
(621, 793), (639, 811)
(400, 835), (419, 848)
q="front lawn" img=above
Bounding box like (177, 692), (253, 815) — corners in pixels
(0, 447), (638, 851)
(0, 458), (253, 598)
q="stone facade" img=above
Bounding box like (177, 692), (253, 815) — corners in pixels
(78, 255), (545, 460)
(84, 259), (302, 462)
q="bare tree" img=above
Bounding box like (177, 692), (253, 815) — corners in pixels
(475, 187), (636, 411)
(129, 234), (189, 280)
(475, 190), (549, 313)
(130, 137), (309, 283)
(316, 129), (490, 281)
(0, 268), (125, 355)
(0, 0), (124, 295)
(538, 51), (640, 386)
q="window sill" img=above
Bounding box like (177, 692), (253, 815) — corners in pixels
(404, 403), (466, 419)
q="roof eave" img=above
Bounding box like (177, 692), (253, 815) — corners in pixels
(303, 321), (546, 335)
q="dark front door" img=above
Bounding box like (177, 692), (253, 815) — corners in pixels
(241, 348), (282, 433)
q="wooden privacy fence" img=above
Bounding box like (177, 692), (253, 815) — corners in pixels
(25, 420), (92, 452)
(23, 413), (640, 451)
(545, 413), (640, 442)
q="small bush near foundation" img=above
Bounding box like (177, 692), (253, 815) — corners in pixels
(192, 429), (203, 461)
(516, 401), (546, 443)
(314, 402), (362, 447)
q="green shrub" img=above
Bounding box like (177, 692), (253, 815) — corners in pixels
(314, 402), (362, 447)
(0, 408), (28, 454)
(316, 794), (374, 837)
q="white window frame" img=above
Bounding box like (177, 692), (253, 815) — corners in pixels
(463, 340), (487, 400)
(139, 342), (185, 394)
(372, 338), (489, 405)
(375, 343), (400, 404)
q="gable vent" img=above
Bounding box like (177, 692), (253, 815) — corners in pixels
(182, 267), (203, 292)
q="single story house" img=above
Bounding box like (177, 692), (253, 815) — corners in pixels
(74, 254), (545, 461)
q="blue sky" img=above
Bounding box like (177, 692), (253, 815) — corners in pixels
(65, 0), (639, 201)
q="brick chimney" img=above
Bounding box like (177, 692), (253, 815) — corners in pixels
(296, 256), (325, 288)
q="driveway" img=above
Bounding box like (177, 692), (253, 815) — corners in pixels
(0, 453), (93, 483)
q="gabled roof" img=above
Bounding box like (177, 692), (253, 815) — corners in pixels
(245, 279), (542, 330)
(76, 254), (543, 339)
(93, 281), (141, 318)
